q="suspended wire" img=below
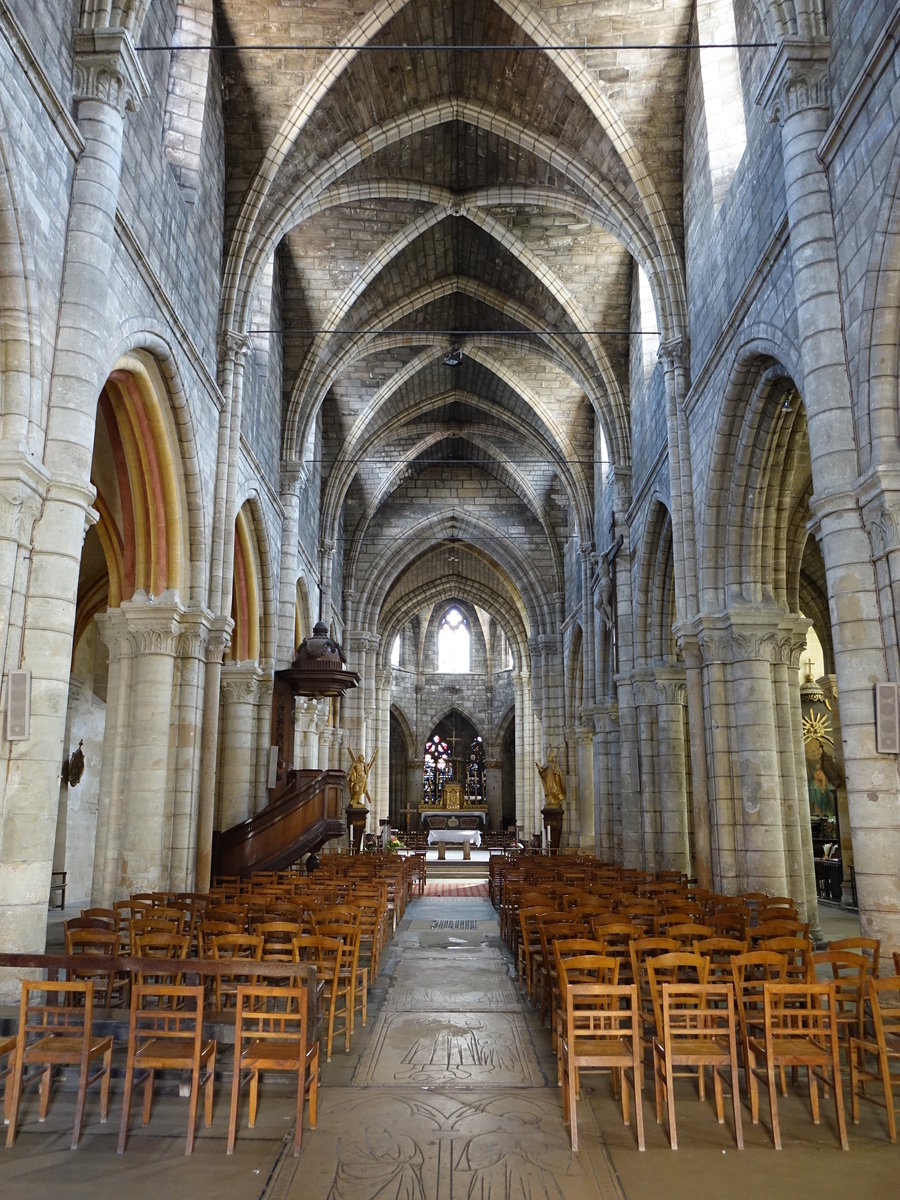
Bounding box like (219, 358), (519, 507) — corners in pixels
(246, 328), (662, 337)
(136, 41), (774, 53)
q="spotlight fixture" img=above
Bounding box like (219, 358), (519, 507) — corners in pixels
(443, 344), (463, 366)
(782, 397), (792, 413)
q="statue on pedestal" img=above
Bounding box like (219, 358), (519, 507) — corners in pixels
(535, 746), (565, 809)
(346, 745), (378, 807)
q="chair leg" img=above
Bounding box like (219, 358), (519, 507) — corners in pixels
(765, 1058), (782, 1150)
(184, 1069), (199, 1156)
(566, 1056), (579, 1151)
(226, 1059), (242, 1154)
(116, 1057), (135, 1154)
(5, 1054), (25, 1147)
(664, 1059), (678, 1150)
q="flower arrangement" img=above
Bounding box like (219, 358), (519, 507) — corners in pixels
(386, 835), (405, 854)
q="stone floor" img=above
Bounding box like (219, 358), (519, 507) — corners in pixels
(0, 897), (896, 1200)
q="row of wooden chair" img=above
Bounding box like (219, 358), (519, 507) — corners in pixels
(555, 947), (900, 1152)
(2, 979), (317, 1157)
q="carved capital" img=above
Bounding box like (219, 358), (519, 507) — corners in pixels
(757, 39), (830, 127)
(220, 662), (262, 705)
(96, 594), (186, 658)
(219, 329), (253, 365)
(73, 28), (149, 116)
(653, 668), (687, 706)
(659, 336), (689, 374)
(0, 479), (44, 544)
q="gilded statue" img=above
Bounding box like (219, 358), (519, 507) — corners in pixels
(535, 746), (565, 809)
(346, 745), (378, 807)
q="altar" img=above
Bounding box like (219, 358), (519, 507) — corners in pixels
(426, 828), (483, 847)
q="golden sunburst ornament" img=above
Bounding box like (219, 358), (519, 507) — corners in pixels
(802, 709), (833, 747)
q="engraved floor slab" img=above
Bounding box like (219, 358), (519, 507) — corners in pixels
(280, 1087), (625, 1200)
(355, 1010), (544, 1086)
(390, 960), (520, 1010)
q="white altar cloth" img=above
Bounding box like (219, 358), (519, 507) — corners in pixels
(427, 829), (482, 847)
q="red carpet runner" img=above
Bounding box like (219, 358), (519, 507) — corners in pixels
(423, 879), (490, 899)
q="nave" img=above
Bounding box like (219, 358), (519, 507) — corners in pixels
(0, 887), (896, 1200)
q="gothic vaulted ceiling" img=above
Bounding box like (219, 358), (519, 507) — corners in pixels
(218, 0), (693, 648)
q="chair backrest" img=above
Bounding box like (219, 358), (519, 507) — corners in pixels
(659, 982), (738, 1050)
(234, 984), (309, 1054)
(211, 933), (263, 960)
(762, 981), (839, 1050)
(827, 936), (881, 978)
(128, 984), (205, 1054)
(564, 982), (641, 1054)
(557, 953), (620, 992)
(629, 936), (680, 985)
(198, 918), (243, 955)
(756, 936), (812, 981)
(645, 952), (710, 1035)
(75, 910), (117, 929)
(866, 975), (900, 1045)
(256, 921), (303, 961)
(66, 923), (119, 952)
(18, 979), (94, 1043)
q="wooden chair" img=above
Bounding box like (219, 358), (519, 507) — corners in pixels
(517, 905), (555, 1000)
(537, 913), (586, 1023)
(828, 936), (880, 979)
(554, 951), (619, 1083)
(560, 982), (645, 1152)
(227, 984), (319, 1156)
(117, 983), (216, 1155)
(292, 934), (347, 1060)
(629, 937), (680, 1040)
(645, 952), (710, 1041)
(652, 982), (743, 1150)
(316, 920), (367, 1039)
(757, 936), (812, 983)
(850, 974), (900, 1142)
(731, 950), (789, 1076)
(65, 925), (128, 1007)
(134, 930), (191, 993)
(5, 980), (113, 1150)
(1, 1034), (15, 1124)
(210, 933), (264, 1009)
(751, 919), (810, 945)
(693, 936), (748, 983)
(746, 982), (848, 1150)
(589, 919), (640, 984)
(810, 949), (870, 1052)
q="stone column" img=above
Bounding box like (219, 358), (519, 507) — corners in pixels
(677, 630), (713, 888)
(574, 722), (595, 849)
(772, 619), (822, 937)
(632, 671), (660, 869)
(217, 662), (262, 830)
(276, 461), (306, 663)
(294, 697), (319, 768)
(374, 668), (392, 829)
(759, 41), (900, 949)
(194, 621), (231, 891)
(696, 619), (742, 894)
(254, 675), (274, 811)
(615, 672), (642, 867)
(0, 29), (148, 981)
(169, 609), (217, 891)
(654, 666), (692, 876)
(0, 458), (47, 703)
(592, 704), (617, 860)
(484, 759), (503, 831)
(92, 595), (186, 901)
(513, 669), (535, 837)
